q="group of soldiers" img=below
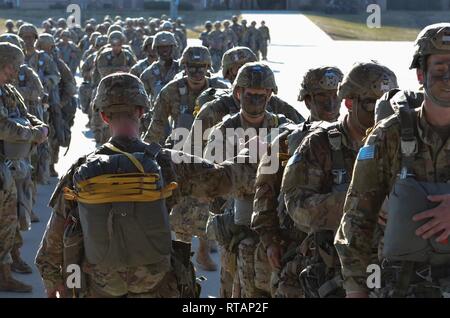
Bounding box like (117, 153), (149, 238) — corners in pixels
(0, 13), (448, 299)
(200, 16), (270, 72)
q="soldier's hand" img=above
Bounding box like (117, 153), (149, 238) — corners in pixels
(413, 194), (450, 243)
(47, 284), (66, 298)
(346, 291), (369, 298)
(267, 243), (283, 270)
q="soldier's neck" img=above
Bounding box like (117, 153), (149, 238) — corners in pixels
(344, 116), (365, 148)
(187, 78), (207, 93)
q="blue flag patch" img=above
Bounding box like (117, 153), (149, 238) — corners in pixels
(357, 145), (375, 161)
(287, 152), (302, 166)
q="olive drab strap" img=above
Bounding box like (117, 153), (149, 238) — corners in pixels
(398, 106), (418, 179)
(63, 143), (178, 204)
(177, 79), (190, 115)
(327, 128), (348, 185)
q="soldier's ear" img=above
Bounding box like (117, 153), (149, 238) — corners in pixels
(345, 99), (353, 111)
(416, 69), (424, 85)
(100, 111), (111, 124)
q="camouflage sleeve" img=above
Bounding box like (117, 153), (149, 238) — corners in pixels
(168, 149), (256, 200)
(17, 68), (44, 102)
(334, 124), (395, 294)
(139, 68), (153, 97)
(144, 87), (172, 144)
(58, 61), (77, 104)
(43, 55), (61, 89)
(36, 157), (86, 293)
(81, 55), (94, 80)
(251, 152), (284, 249)
(281, 132), (347, 234)
(203, 124), (236, 163)
(0, 107), (45, 143)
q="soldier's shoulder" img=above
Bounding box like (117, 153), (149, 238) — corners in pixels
(209, 77), (229, 89)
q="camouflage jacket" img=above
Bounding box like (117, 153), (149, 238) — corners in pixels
(35, 136), (256, 295)
(0, 84), (47, 143)
(187, 88), (304, 156)
(207, 30), (226, 51)
(144, 76), (228, 144)
(25, 50), (61, 91)
(130, 57), (156, 78)
(15, 65), (44, 108)
(57, 41), (82, 65)
(95, 47), (137, 78)
(281, 117), (360, 234)
(259, 26), (270, 43)
(335, 105), (450, 294)
(140, 59), (180, 102)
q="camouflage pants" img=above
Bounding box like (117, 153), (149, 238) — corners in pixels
(274, 253), (305, 298)
(31, 142), (51, 184)
(236, 236), (271, 298)
(170, 197), (209, 242)
(49, 135), (60, 165)
(0, 163), (17, 265)
(11, 160), (33, 232)
(219, 246), (236, 298)
(260, 44), (268, 60)
(254, 240), (274, 296)
(79, 82), (92, 114)
(82, 257), (180, 298)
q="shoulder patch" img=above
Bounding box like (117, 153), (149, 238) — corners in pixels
(357, 144), (375, 161)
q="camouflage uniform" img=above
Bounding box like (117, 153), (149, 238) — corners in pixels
(251, 66), (344, 298)
(130, 37), (158, 78)
(243, 23), (262, 58)
(200, 21), (213, 48)
(0, 43), (48, 292)
(35, 73), (257, 298)
(282, 62), (398, 298)
(223, 20), (238, 50)
(143, 46), (227, 145)
(335, 23), (450, 298)
(230, 17), (244, 46)
(207, 22), (226, 73)
(92, 31), (137, 144)
(258, 23), (270, 61)
(204, 63), (289, 298)
(57, 31), (82, 75)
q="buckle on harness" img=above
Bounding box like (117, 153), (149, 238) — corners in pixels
(416, 265), (433, 283)
(328, 130), (342, 151)
(332, 169), (346, 185)
(401, 138), (418, 157)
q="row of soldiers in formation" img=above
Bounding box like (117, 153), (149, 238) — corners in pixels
(0, 15), (448, 299)
(199, 16), (271, 71)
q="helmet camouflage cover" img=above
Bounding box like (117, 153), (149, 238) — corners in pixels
(94, 72), (150, 114)
(338, 61), (398, 100)
(221, 46), (257, 78)
(298, 66), (343, 101)
(152, 31), (177, 50)
(234, 62), (278, 94)
(180, 46), (211, 66)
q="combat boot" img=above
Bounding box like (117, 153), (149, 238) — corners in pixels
(11, 248), (32, 274)
(0, 264), (32, 292)
(50, 164), (58, 177)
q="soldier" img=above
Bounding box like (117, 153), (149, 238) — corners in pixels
(37, 34), (77, 178)
(240, 19), (248, 46)
(281, 61), (397, 298)
(149, 19), (158, 36)
(92, 31), (137, 144)
(204, 62), (292, 298)
(223, 20), (238, 50)
(251, 66), (344, 298)
(57, 30), (82, 75)
(200, 21), (213, 48)
(258, 21), (270, 61)
(207, 21), (226, 73)
(189, 47), (303, 159)
(243, 21), (262, 59)
(79, 35), (108, 118)
(159, 21), (183, 59)
(78, 23), (96, 55)
(175, 17), (187, 36)
(173, 24), (187, 55)
(34, 72), (257, 298)
(81, 32), (101, 61)
(140, 32), (180, 105)
(130, 36), (158, 78)
(5, 19), (16, 34)
(0, 43), (48, 292)
(42, 20), (54, 35)
(144, 45), (227, 145)
(335, 23), (450, 298)
(231, 15), (243, 46)
(124, 18), (135, 44)
(130, 27), (146, 60)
